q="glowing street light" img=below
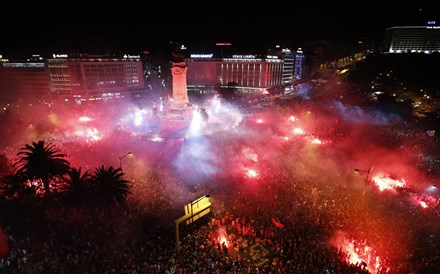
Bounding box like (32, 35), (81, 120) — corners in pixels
(119, 151), (132, 170)
(354, 167), (373, 200)
(354, 167), (372, 183)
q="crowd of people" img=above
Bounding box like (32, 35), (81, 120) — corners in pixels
(1, 85), (440, 273)
(4, 165), (438, 273)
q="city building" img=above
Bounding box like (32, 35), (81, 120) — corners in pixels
(47, 53), (145, 102)
(186, 54), (284, 93)
(280, 49), (294, 84)
(0, 55), (49, 100)
(0, 53), (147, 103)
(294, 48), (305, 80)
(384, 23), (440, 53)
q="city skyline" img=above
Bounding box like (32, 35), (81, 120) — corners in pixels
(0, 2), (437, 56)
(2, 3), (440, 273)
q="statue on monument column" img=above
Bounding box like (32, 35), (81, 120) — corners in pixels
(169, 42), (189, 109)
(171, 43), (186, 64)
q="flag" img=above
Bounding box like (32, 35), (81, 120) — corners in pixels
(272, 217), (285, 229)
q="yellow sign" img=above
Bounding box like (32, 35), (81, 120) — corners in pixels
(184, 196), (211, 216)
(186, 208), (211, 225)
(175, 195), (212, 254)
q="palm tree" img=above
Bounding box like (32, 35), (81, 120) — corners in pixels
(91, 165), (131, 211)
(60, 167), (92, 209)
(14, 140), (70, 197)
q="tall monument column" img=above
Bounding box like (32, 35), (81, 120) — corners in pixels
(171, 62), (189, 107)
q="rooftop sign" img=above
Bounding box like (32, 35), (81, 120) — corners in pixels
(233, 55), (256, 59)
(52, 54), (68, 58)
(190, 54), (213, 58)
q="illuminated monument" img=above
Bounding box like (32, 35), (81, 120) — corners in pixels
(167, 48), (193, 120)
(148, 45), (192, 142)
(171, 62), (190, 107)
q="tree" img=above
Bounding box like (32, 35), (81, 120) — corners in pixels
(14, 140), (70, 197)
(60, 167), (92, 209)
(0, 172), (31, 202)
(91, 165), (131, 211)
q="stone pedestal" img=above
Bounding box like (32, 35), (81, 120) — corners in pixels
(171, 62), (189, 107)
(167, 62), (192, 120)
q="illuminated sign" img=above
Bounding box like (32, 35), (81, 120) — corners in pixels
(123, 54), (140, 58)
(4, 63), (44, 68)
(52, 54), (68, 58)
(232, 55), (256, 59)
(190, 54), (213, 58)
(216, 42), (232, 46)
(184, 195), (211, 225)
(175, 194), (212, 254)
(266, 55), (279, 59)
(428, 21), (436, 25)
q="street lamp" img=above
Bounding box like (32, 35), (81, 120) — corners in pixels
(354, 167), (373, 200)
(119, 151), (132, 170)
(354, 168), (372, 183)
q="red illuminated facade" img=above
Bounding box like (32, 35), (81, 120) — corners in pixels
(186, 55), (283, 92)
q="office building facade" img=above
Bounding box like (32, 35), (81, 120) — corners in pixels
(0, 54), (145, 102)
(186, 54), (283, 92)
(280, 49), (294, 83)
(0, 61), (49, 99)
(385, 25), (440, 53)
(47, 54), (144, 101)
(294, 48), (304, 80)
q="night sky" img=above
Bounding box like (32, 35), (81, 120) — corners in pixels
(0, 1), (437, 56)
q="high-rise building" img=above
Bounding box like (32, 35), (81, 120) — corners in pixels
(294, 48), (305, 80)
(47, 54), (145, 101)
(280, 49), (294, 84)
(384, 24), (440, 53)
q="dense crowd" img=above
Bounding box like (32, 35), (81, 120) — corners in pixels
(1, 88), (440, 273)
(1, 158), (439, 273)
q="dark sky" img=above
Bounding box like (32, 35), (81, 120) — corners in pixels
(0, 1), (437, 56)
